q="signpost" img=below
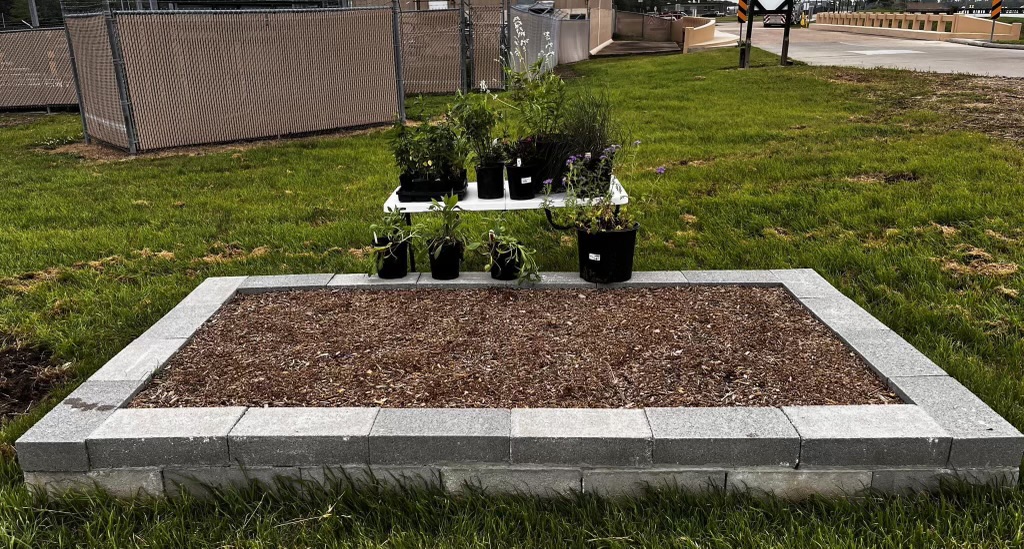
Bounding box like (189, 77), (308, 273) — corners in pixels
(739, 0), (795, 69)
(991, 0), (1002, 42)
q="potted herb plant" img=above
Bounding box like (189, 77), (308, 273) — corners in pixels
(392, 119), (469, 203)
(482, 219), (540, 283)
(448, 93), (506, 200)
(504, 137), (541, 201)
(546, 189), (639, 284)
(369, 207), (418, 279)
(423, 194), (472, 280)
(502, 36), (565, 196)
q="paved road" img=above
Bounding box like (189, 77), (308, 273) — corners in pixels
(718, 23), (1024, 78)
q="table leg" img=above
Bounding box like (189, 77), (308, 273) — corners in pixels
(544, 209), (573, 231)
(404, 212), (417, 272)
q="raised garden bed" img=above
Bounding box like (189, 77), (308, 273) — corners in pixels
(131, 287), (899, 409)
(16, 271), (1024, 500)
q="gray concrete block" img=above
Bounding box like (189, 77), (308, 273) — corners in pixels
(871, 468), (951, 494)
(771, 269), (841, 299)
(947, 467), (1020, 487)
(164, 466), (303, 497)
(796, 294), (890, 335)
(299, 466), (374, 488)
(679, 270), (780, 285)
(369, 408), (509, 465)
(727, 469), (872, 500)
(583, 467), (725, 497)
(25, 468), (165, 498)
(888, 376), (1024, 468)
(16, 381), (141, 472)
(89, 337), (188, 381)
(646, 407), (800, 467)
(530, 272), (595, 289)
(596, 270), (689, 289)
(87, 407), (247, 468)
(143, 277), (246, 339)
(442, 465), (581, 496)
(511, 409), (652, 467)
(415, 272), (516, 289)
(783, 405), (951, 467)
(238, 273), (334, 293)
(367, 466), (443, 489)
(229, 407), (378, 466)
(327, 273), (420, 289)
(837, 329), (947, 381)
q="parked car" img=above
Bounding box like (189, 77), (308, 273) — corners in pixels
(763, 13), (789, 27)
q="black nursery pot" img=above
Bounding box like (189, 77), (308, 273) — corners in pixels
(373, 237), (408, 279)
(397, 170), (468, 203)
(576, 224), (639, 284)
(428, 242), (463, 280)
(476, 163), (505, 199)
(506, 163), (537, 200)
(489, 248), (521, 281)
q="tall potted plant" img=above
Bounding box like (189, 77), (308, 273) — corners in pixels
(503, 30), (566, 195)
(393, 119), (469, 203)
(448, 92), (506, 200)
(423, 194), (472, 280)
(369, 208), (418, 279)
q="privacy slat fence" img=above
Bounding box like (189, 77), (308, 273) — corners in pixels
(50, 0), (631, 152)
(114, 9), (400, 150)
(0, 28), (78, 109)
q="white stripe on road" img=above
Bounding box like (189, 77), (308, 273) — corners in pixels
(847, 49), (924, 55)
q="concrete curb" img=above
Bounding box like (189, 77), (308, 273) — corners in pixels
(948, 38), (1024, 49)
(17, 270), (1024, 498)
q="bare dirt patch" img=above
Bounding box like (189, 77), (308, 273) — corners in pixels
(0, 336), (69, 423)
(131, 287), (900, 409)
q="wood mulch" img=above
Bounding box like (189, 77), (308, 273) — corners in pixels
(130, 287), (901, 409)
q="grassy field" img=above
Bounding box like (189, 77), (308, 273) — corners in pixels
(1, 47), (1023, 546)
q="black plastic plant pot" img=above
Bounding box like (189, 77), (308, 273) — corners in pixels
(428, 242), (463, 280)
(373, 237), (408, 279)
(489, 248), (521, 281)
(397, 170), (468, 202)
(476, 163), (505, 199)
(506, 163), (537, 201)
(576, 224), (639, 284)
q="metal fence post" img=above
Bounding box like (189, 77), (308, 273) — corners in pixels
(468, 0), (476, 90)
(63, 24), (91, 144)
(391, 0), (406, 121)
(104, 8), (140, 153)
(459, 0), (470, 92)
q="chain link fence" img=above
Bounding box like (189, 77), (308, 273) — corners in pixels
(56, 0), (512, 151)
(0, 28), (77, 108)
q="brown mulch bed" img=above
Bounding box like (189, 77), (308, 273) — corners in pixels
(130, 287), (901, 409)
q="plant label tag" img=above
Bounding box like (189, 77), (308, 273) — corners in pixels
(588, 253), (601, 262)
(516, 158), (522, 167)
(522, 177), (532, 185)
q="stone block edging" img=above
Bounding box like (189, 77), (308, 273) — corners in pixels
(16, 270), (1024, 498)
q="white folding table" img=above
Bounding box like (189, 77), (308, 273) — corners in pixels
(382, 177), (629, 271)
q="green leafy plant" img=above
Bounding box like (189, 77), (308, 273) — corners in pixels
(502, 19), (566, 139)
(368, 207), (419, 276)
(482, 217), (540, 283)
(424, 194), (475, 258)
(557, 90), (618, 163)
(543, 187), (637, 234)
(391, 119), (467, 181)
(447, 92), (506, 166)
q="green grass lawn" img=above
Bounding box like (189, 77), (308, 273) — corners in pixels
(1, 47), (1023, 546)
